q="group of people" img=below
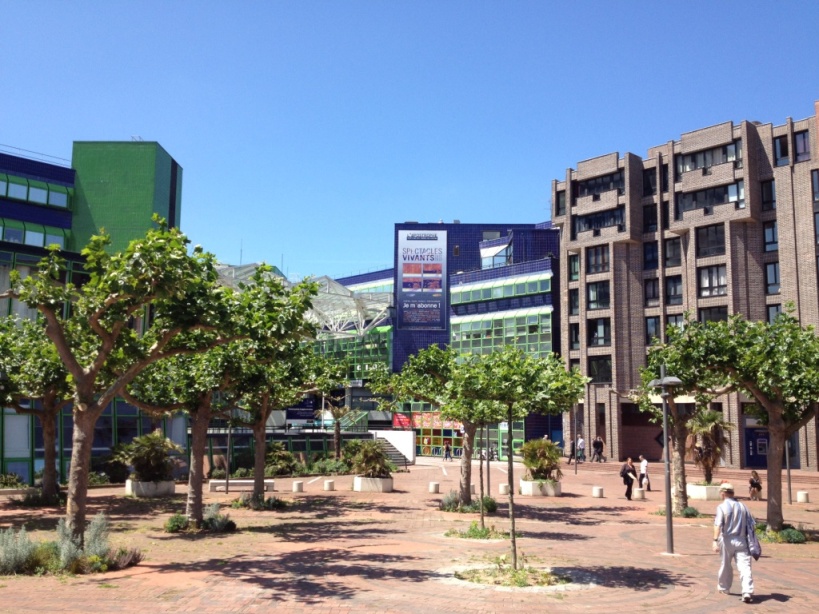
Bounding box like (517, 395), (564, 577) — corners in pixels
(565, 435), (606, 464)
(619, 455), (651, 500)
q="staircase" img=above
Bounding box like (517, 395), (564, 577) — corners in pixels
(338, 410), (369, 432)
(376, 437), (410, 471)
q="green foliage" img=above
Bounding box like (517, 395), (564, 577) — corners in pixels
(265, 441), (299, 476)
(681, 506), (701, 518)
(231, 493), (287, 511)
(445, 521), (510, 539)
(686, 410), (734, 484)
(341, 439), (364, 463)
(454, 553), (569, 587)
(520, 439), (563, 481)
(309, 457), (351, 475)
(0, 473), (24, 489)
(113, 430), (183, 482)
(164, 513), (190, 533)
(780, 528), (807, 544)
(14, 489), (65, 508)
(349, 440), (393, 478)
(756, 523), (807, 544)
(203, 503), (236, 533)
(0, 527), (37, 574)
(231, 467), (252, 479)
(88, 472), (111, 486)
(439, 491), (497, 514)
(56, 518), (83, 572)
(211, 469), (226, 479)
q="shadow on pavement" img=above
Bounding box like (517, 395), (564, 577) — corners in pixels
(554, 565), (694, 591)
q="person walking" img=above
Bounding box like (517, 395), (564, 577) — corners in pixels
(620, 457), (638, 500)
(591, 437), (604, 462)
(748, 471), (762, 501)
(443, 441), (452, 462)
(567, 438), (576, 464)
(577, 436), (586, 463)
(713, 483), (755, 603)
(639, 455), (650, 491)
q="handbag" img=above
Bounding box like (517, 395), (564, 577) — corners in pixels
(744, 505), (762, 561)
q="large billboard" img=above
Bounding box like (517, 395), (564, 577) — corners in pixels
(397, 229), (447, 330)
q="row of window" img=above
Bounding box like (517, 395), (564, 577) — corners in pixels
(569, 281), (610, 314)
(675, 181), (745, 218)
(569, 318), (611, 349)
(0, 174), (71, 209)
(642, 165), (670, 197)
(675, 140), (743, 178)
(0, 218), (69, 250)
(450, 314), (553, 357)
(571, 206), (624, 236)
(774, 131), (810, 167)
(450, 277), (551, 305)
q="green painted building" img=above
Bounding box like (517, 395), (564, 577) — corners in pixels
(71, 141), (182, 251)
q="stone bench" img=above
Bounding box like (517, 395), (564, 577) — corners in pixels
(208, 479), (275, 493)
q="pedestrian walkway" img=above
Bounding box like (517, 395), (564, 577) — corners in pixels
(0, 457), (817, 613)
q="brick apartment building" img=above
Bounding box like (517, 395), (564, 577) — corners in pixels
(551, 101), (819, 471)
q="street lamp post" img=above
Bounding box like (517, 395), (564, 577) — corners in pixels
(649, 364), (682, 555)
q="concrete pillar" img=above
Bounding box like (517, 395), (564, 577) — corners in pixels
(633, 488), (645, 500)
(429, 482), (439, 494)
(324, 480), (335, 491)
(797, 491), (810, 503)
(292, 481), (304, 493)
(592, 486), (604, 498)
(499, 484), (510, 495)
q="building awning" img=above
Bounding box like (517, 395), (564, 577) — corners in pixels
(451, 305), (553, 324)
(479, 242), (510, 259)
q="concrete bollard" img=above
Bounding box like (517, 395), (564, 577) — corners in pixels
(324, 480), (335, 491)
(292, 481), (304, 493)
(797, 491), (810, 503)
(429, 482), (440, 494)
(592, 486), (604, 498)
(632, 488), (645, 500)
(499, 484), (510, 495)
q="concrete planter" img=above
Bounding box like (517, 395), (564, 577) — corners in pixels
(353, 476), (393, 493)
(519, 479), (561, 497)
(686, 483), (721, 501)
(125, 479), (175, 498)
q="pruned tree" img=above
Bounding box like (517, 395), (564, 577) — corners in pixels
(686, 409), (734, 485)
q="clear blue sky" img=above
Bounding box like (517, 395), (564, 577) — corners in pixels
(3, 1), (818, 280)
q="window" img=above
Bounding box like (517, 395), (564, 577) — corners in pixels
(763, 221), (778, 252)
(775, 135), (789, 166)
(661, 164), (669, 193)
(767, 304), (782, 324)
(586, 245), (610, 274)
(666, 275), (683, 305)
(696, 224), (725, 257)
(568, 254), (579, 281)
(667, 313), (685, 330)
(676, 181), (745, 217)
(645, 316), (661, 344)
(765, 262), (780, 294)
(794, 131), (810, 163)
(587, 318), (611, 347)
(577, 170), (624, 198)
(643, 204), (658, 232)
(643, 168), (657, 197)
(587, 281), (610, 310)
(483, 231), (501, 241)
(569, 358), (580, 373)
(569, 289), (579, 315)
(812, 170), (819, 204)
(4, 227), (23, 243)
(573, 207), (624, 235)
(698, 265), (727, 297)
(699, 306), (728, 323)
(555, 190), (566, 216)
(664, 237), (681, 267)
(7, 181), (27, 200)
(588, 356), (612, 384)
(644, 278), (660, 307)
(675, 141), (742, 175)
(569, 323), (580, 350)
(815, 213), (819, 245)
(761, 180), (776, 211)
(643, 241), (658, 270)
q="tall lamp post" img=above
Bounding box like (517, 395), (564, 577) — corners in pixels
(649, 364), (682, 555)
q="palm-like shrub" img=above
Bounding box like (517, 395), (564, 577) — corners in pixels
(520, 439), (563, 482)
(350, 440), (394, 478)
(113, 430), (182, 482)
(686, 410), (734, 484)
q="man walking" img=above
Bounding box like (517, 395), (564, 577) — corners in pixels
(639, 455), (650, 490)
(712, 483), (755, 603)
(577, 436), (586, 463)
(591, 437), (604, 462)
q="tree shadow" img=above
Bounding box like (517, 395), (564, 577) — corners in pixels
(554, 565), (694, 590)
(282, 496), (414, 519)
(516, 529), (592, 541)
(514, 504), (647, 526)
(241, 518), (401, 543)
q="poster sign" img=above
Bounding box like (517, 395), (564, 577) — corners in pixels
(393, 413), (412, 429)
(397, 230), (447, 329)
(285, 396), (317, 421)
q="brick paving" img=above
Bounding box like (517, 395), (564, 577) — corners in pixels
(1, 458), (818, 613)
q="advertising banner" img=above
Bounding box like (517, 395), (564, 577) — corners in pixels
(397, 229), (447, 329)
(285, 396), (317, 421)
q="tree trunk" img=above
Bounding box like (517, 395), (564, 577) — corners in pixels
(39, 412), (59, 500)
(186, 410), (210, 526)
(671, 414), (689, 514)
(65, 406), (100, 544)
(485, 426), (491, 497)
(506, 406), (518, 570)
(334, 420), (342, 460)
(478, 431), (485, 529)
(458, 421), (477, 506)
(766, 410), (786, 531)
(252, 421), (268, 500)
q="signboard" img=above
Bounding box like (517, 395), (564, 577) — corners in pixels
(392, 413), (412, 429)
(285, 396), (317, 421)
(397, 230), (447, 330)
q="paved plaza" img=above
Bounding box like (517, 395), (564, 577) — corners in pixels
(1, 458), (818, 613)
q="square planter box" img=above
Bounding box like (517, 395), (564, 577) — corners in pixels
(353, 476), (393, 493)
(520, 479), (561, 497)
(125, 479), (175, 498)
(686, 483), (721, 501)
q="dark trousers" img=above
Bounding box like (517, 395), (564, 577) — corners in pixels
(625, 479), (634, 500)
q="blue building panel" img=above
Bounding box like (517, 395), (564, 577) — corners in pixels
(0, 198), (72, 229)
(336, 268), (394, 286)
(0, 153), (75, 186)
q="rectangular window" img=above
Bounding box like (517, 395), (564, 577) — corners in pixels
(794, 131), (810, 163)
(569, 323), (580, 350)
(765, 262), (780, 294)
(643, 241), (659, 270)
(568, 254), (579, 281)
(676, 141), (742, 175)
(661, 164), (669, 193)
(588, 356), (612, 384)
(698, 264), (728, 297)
(696, 224), (725, 257)
(643, 204), (658, 232)
(556, 190), (566, 216)
(644, 278), (660, 307)
(569, 358), (580, 373)
(664, 237), (681, 267)
(587, 281), (610, 310)
(699, 306), (728, 323)
(812, 170), (819, 204)
(677, 181), (744, 214)
(767, 304), (782, 324)
(7, 181), (27, 200)
(775, 135), (789, 166)
(573, 207), (625, 235)
(643, 168), (657, 197)
(667, 313), (685, 330)
(763, 221), (778, 252)
(586, 245), (610, 274)
(577, 170), (624, 198)
(666, 275), (683, 305)
(761, 180), (776, 211)
(587, 318), (611, 347)
(569, 289), (579, 315)
(645, 316), (661, 345)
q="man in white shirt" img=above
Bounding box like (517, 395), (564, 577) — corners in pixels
(639, 455), (650, 491)
(712, 483), (755, 603)
(576, 436), (585, 462)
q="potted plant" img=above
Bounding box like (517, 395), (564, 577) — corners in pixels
(351, 440), (395, 493)
(114, 430), (182, 497)
(519, 439), (563, 497)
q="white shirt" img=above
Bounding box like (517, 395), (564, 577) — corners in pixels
(640, 459), (648, 474)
